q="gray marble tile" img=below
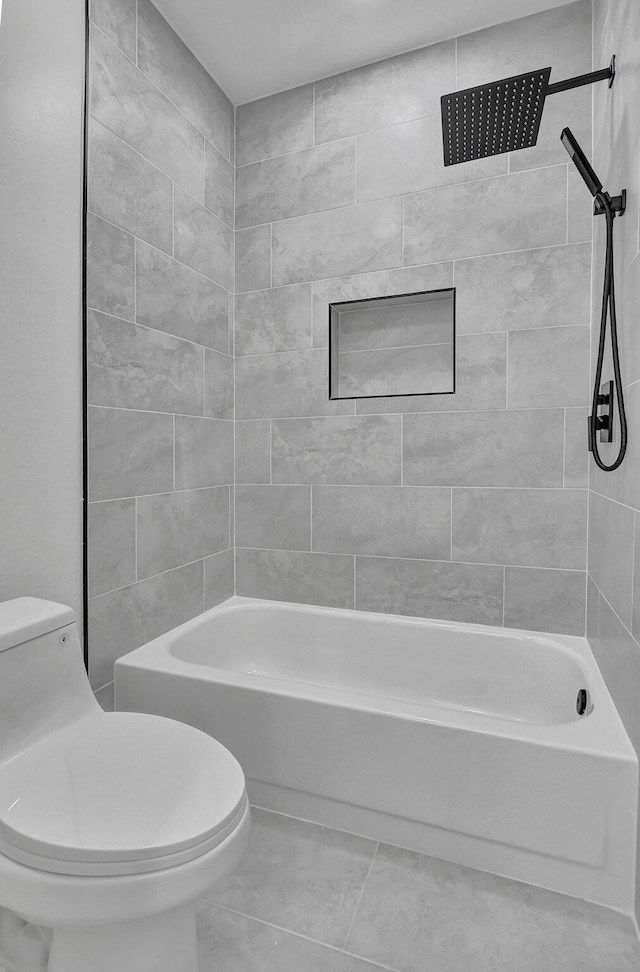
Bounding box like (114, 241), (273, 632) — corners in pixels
(175, 416), (233, 489)
(404, 166), (567, 265)
(87, 499), (135, 597)
(236, 349), (352, 420)
(314, 42), (455, 143)
(312, 263), (454, 349)
(89, 0), (136, 60)
(204, 349), (234, 420)
(86, 212), (135, 320)
(356, 114), (506, 202)
(345, 842), (640, 972)
(452, 488), (587, 569)
(620, 253), (640, 387)
(236, 420), (271, 484)
(595, 591), (640, 757)
(236, 84), (314, 166)
(90, 25), (204, 201)
(88, 118), (172, 253)
(197, 904), (383, 972)
(174, 186), (234, 291)
(94, 681), (115, 712)
(137, 487), (229, 579)
(236, 485), (311, 551)
(235, 548), (355, 608)
(612, 380), (640, 511)
(338, 343), (454, 397)
(88, 406), (173, 501)
(235, 284), (312, 356)
(507, 326), (590, 408)
(88, 562), (203, 689)
(455, 243), (592, 334)
(504, 566), (586, 635)
(272, 415), (401, 485)
(136, 241), (229, 352)
(137, 0), (231, 158)
(313, 485), (450, 559)
(356, 332), (506, 414)
(588, 491), (634, 629)
(356, 557), (503, 625)
(403, 409), (564, 488)
(207, 808), (375, 946)
(272, 198), (402, 286)
(204, 548), (234, 610)
(587, 575), (600, 647)
(87, 309), (204, 415)
(205, 139), (234, 227)
(568, 161), (596, 244)
(236, 224), (272, 294)
(564, 407), (589, 487)
(236, 140), (355, 229)
(635, 514), (640, 642)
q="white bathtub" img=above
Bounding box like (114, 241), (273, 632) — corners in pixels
(114, 596), (638, 912)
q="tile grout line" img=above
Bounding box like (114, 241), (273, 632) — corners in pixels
(342, 841), (380, 951)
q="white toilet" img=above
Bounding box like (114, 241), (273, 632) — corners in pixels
(0, 597), (250, 972)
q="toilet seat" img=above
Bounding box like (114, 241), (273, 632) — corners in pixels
(0, 712), (247, 877)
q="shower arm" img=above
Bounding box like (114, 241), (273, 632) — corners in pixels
(545, 55), (616, 95)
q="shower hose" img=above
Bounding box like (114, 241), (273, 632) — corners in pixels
(590, 193), (627, 471)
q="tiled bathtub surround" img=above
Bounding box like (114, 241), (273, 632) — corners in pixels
(234, 0), (594, 635)
(86, 0), (234, 694)
(587, 0), (640, 925)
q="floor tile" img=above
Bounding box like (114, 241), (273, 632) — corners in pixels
(197, 903), (388, 972)
(345, 844), (640, 972)
(204, 808), (377, 947)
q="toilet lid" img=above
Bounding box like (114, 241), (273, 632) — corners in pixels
(0, 712), (247, 875)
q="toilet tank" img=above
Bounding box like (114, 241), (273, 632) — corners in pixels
(0, 598), (99, 761)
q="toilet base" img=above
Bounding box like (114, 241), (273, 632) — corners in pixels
(48, 902), (199, 972)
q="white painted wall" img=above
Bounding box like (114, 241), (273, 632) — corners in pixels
(0, 0), (85, 621)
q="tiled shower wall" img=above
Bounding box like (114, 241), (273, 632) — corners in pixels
(233, 1), (594, 632)
(86, 0), (234, 698)
(587, 0), (640, 922)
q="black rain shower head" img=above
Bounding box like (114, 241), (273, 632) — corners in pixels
(560, 127), (602, 196)
(441, 57), (615, 166)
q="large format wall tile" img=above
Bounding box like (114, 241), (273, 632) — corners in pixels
(90, 26), (205, 201)
(272, 415), (401, 485)
(504, 566), (586, 635)
(236, 548), (355, 609)
(88, 561), (203, 689)
(236, 139), (355, 229)
(589, 491), (635, 629)
(314, 42), (455, 143)
(356, 114), (506, 202)
(86, 213), (135, 321)
(453, 488), (587, 569)
(88, 119), (173, 252)
(205, 140), (234, 226)
(175, 416), (233, 489)
(312, 486), (451, 559)
(204, 549), (234, 609)
(236, 485), (311, 550)
(236, 84), (314, 166)
(174, 187), (234, 291)
(272, 198), (403, 286)
(404, 166), (567, 266)
(88, 309), (204, 415)
(137, 487), (230, 579)
(356, 557), (504, 624)
(338, 343), (454, 398)
(235, 421), (271, 484)
(136, 241), (229, 352)
(564, 407), (589, 488)
(403, 409), (564, 487)
(87, 498), (135, 597)
(137, 0), (231, 158)
(88, 406), (173, 501)
(89, 0), (136, 60)
(236, 349), (352, 419)
(204, 350), (234, 420)
(455, 244), (591, 334)
(236, 224), (272, 293)
(507, 325), (590, 408)
(235, 284), (312, 356)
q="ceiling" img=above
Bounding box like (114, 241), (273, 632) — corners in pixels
(153, 0), (578, 105)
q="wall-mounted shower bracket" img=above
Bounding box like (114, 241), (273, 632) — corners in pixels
(594, 189), (626, 217)
(588, 381), (614, 450)
(546, 55), (615, 96)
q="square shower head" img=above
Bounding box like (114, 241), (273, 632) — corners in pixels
(441, 67), (551, 166)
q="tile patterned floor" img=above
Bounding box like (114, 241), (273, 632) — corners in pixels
(197, 807), (640, 972)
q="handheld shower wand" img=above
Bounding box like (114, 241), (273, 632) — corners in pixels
(561, 127), (627, 471)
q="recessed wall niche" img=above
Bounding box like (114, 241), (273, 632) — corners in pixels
(328, 289), (456, 400)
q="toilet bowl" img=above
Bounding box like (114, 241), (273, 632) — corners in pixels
(0, 597), (250, 972)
